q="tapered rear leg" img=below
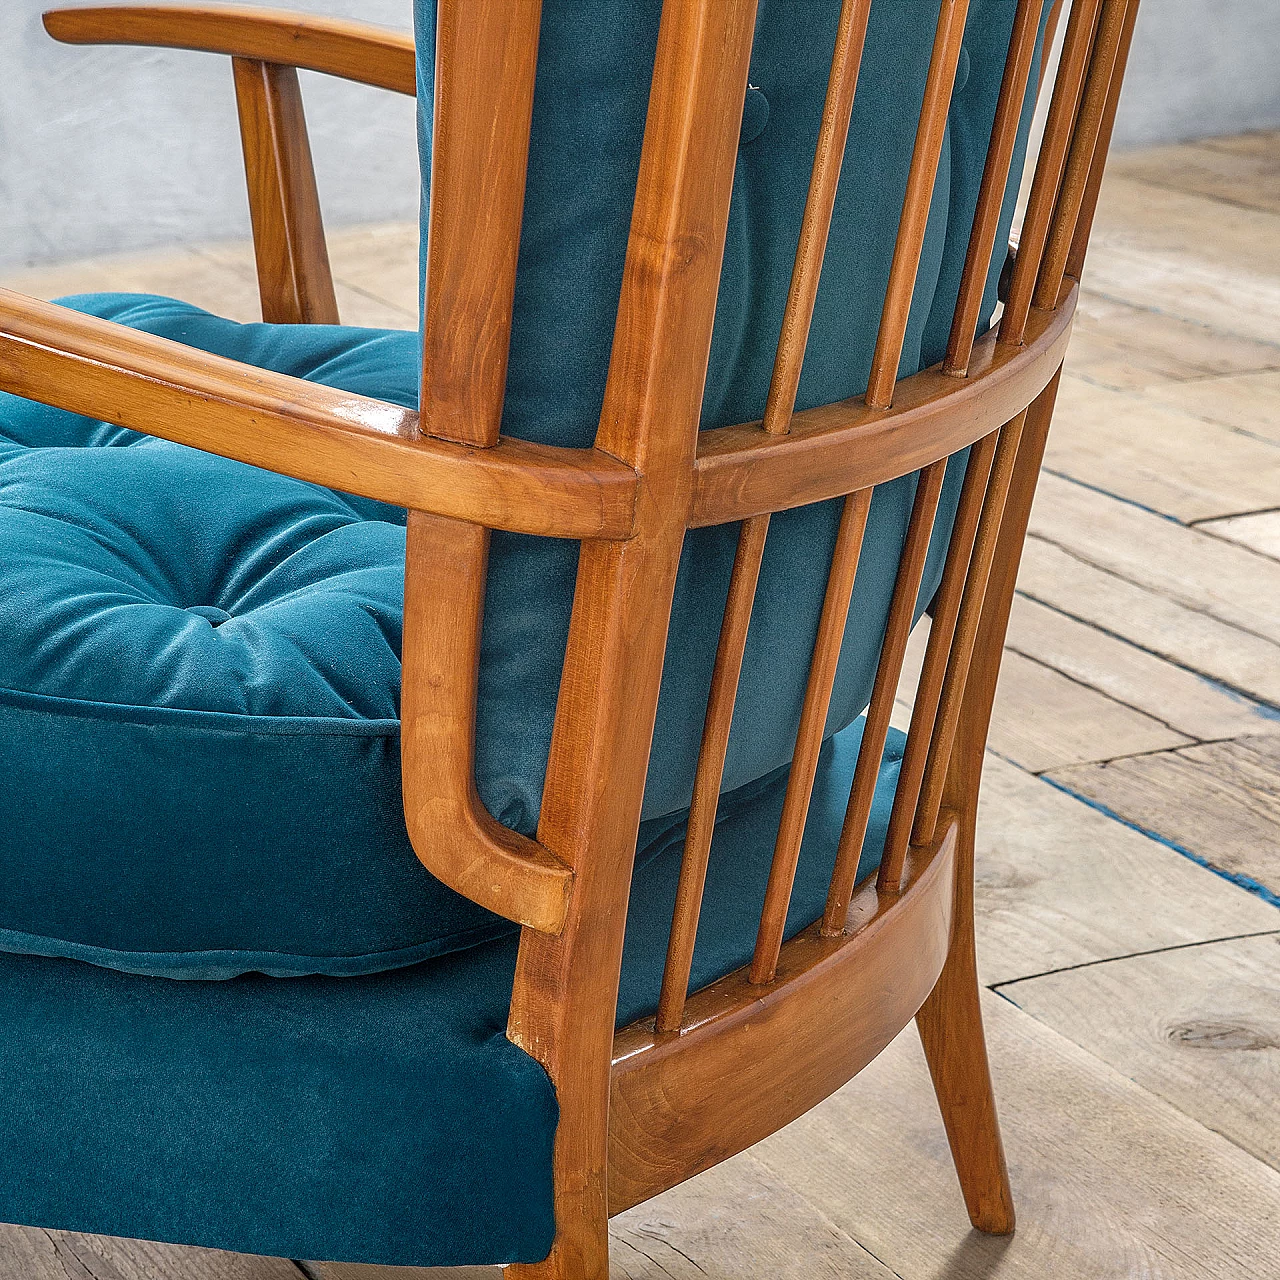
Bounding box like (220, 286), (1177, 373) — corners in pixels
(915, 799), (1015, 1234)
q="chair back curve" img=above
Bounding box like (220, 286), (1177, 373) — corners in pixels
(397, 0), (1139, 1236)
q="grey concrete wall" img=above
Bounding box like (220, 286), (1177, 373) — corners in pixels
(2, 0), (1277, 270)
(1113, 0), (1280, 149)
(0, 0), (418, 271)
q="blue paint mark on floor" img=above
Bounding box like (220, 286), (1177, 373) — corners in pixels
(1042, 775), (1280, 912)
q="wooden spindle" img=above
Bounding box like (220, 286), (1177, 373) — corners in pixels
(654, 0), (877, 1020)
(232, 57), (339, 325)
(1034, 0), (1132, 308)
(749, 488), (873, 985)
(943, 0), (1042, 375)
(762, 0), (874, 435)
(913, 410), (1029, 843)
(875, 430), (999, 892)
(821, 459), (947, 934)
(866, 0), (973, 408)
(1065, 0), (1141, 281)
(421, 0), (542, 447)
(998, 0), (1102, 346)
(655, 513), (770, 1032)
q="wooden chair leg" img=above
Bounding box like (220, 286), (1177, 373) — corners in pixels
(915, 798), (1015, 1234)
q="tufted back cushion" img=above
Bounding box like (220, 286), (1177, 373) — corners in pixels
(414, 0), (1050, 832)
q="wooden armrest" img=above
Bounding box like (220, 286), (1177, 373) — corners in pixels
(0, 289), (638, 542)
(42, 4), (416, 95)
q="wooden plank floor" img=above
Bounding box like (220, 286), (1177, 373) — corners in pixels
(2, 131), (1279, 1278)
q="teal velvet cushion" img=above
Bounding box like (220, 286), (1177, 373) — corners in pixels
(0, 719), (902, 1268)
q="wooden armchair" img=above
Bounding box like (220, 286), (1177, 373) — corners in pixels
(0, 1), (1137, 1275)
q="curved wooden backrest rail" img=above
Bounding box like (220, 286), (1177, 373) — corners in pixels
(42, 5), (416, 95)
(0, 288), (639, 542)
(693, 282), (1075, 527)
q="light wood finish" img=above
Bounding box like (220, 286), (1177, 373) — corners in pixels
(0, 288), (637, 541)
(1199, 510), (1280, 560)
(4, 3), (1149, 1274)
(753, 990), (1280, 1280)
(1017, 534), (1280, 709)
(42, 5), (416, 95)
(970, 752), (1280, 988)
(232, 57), (339, 324)
(1005, 593), (1280, 741)
(991, 650), (1193, 771)
(1049, 734), (1280, 897)
(1003, 933), (1280, 1171)
(1046, 374), (1280, 522)
(1029, 469), (1280, 644)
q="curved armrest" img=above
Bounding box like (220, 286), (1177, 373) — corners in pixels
(0, 289), (638, 541)
(42, 4), (416, 95)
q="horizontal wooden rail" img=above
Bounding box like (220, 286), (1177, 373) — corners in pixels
(691, 283), (1075, 527)
(610, 821), (957, 1213)
(0, 289), (638, 540)
(43, 4), (416, 95)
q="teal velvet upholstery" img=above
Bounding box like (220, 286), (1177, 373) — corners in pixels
(0, 719), (902, 1267)
(0, 0), (1050, 1264)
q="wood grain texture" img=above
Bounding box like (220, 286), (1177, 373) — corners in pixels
(1109, 133), (1280, 217)
(1049, 734), (1280, 896)
(990, 648), (1191, 771)
(421, 0), (541, 448)
(400, 514), (574, 934)
(42, 5), (416, 95)
(1145, 369), (1280, 446)
(1199, 510), (1280, 560)
(1028, 469), (1280, 644)
(1084, 176), (1280, 346)
(610, 832), (956, 1215)
(1047, 374), (1280, 521)
(1064, 289), (1280, 390)
(0, 1226), (305, 1280)
(751, 991), (1280, 1280)
(506, 5), (759, 1275)
(971, 752), (1280, 986)
(232, 57), (340, 325)
(1017, 534), (1280, 707)
(609, 1152), (896, 1279)
(0, 288), (638, 541)
(1002, 933), (1280, 1171)
(1005, 592), (1280, 741)
(866, 0), (971, 407)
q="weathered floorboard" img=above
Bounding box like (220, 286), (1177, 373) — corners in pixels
(751, 991), (1280, 1280)
(1047, 374), (1280, 521)
(972, 753), (1280, 986)
(1002, 933), (1280, 1172)
(1049, 734), (1280, 896)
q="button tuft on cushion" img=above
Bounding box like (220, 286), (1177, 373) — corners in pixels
(186, 605), (232, 626)
(739, 85), (769, 145)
